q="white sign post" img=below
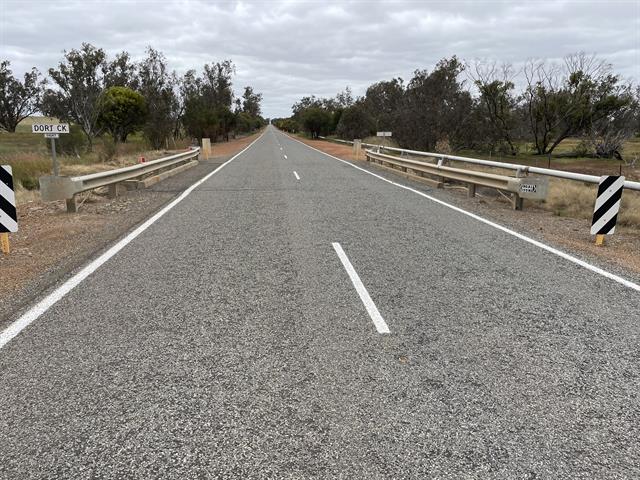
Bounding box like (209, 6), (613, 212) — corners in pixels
(32, 123), (70, 176)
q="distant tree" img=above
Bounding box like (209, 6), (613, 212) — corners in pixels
(336, 103), (375, 139)
(523, 53), (635, 155)
(242, 86), (262, 117)
(43, 43), (107, 148)
(335, 87), (354, 108)
(200, 61), (235, 109)
(138, 47), (179, 149)
(216, 105), (236, 141)
(396, 56), (473, 151)
(103, 51), (138, 89)
(363, 78), (404, 132)
(0, 61), (45, 132)
(97, 86), (147, 143)
(301, 107), (333, 137)
(469, 61), (520, 155)
(583, 83), (637, 158)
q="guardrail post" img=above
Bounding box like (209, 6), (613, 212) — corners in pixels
(512, 193), (523, 211)
(202, 138), (212, 160)
(108, 183), (120, 199)
(467, 183), (476, 198)
(353, 139), (362, 160)
(66, 195), (77, 213)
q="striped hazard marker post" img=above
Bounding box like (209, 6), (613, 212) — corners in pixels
(0, 165), (18, 254)
(591, 175), (625, 246)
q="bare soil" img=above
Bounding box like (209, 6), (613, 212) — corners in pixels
(296, 136), (640, 279)
(0, 132), (261, 327)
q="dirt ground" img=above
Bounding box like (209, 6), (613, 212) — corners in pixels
(0, 132), (261, 326)
(296, 136), (640, 279)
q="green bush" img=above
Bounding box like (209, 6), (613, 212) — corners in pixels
(45, 124), (86, 156)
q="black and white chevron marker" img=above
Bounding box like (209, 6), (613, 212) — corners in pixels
(0, 165), (18, 233)
(591, 175), (625, 235)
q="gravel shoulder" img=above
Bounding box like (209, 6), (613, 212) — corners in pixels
(0, 133), (261, 329)
(294, 136), (640, 284)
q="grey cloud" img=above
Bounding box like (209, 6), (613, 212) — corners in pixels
(1, 0), (638, 118)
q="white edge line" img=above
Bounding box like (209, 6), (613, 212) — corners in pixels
(285, 132), (640, 293)
(293, 171), (300, 180)
(0, 132), (265, 350)
(332, 242), (390, 334)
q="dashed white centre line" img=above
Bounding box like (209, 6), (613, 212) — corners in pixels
(284, 154), (288, 159)
(293, 171), (300, 180)
(332, 242), (390, 334)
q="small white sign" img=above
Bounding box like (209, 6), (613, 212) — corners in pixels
(44, 133), (60, 139)
(32, 123), (70, 134)
(376, 131), (392, 137)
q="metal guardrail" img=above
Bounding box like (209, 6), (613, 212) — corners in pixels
(39, 147), (200, 212)
(365, 150), (548, 210)
(318, 136), (640, 192)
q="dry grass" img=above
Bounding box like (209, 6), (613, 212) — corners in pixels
(2, 153), (52, 190)
(544, 179), (640, 227)
(14, 183), (41, 205)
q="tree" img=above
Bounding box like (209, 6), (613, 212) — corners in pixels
(301, 107), (333, 137)
(43, 43), (107, 149)
(0, 61), (45, 132)
(242, 86), (262, 117)
(470, 61), (520, 155)
(395, 56), (473, 151)
(335, 87), (354, 108)
(363, 78), (404, 132)
(336, 103), (375, 140)
(181, 61), (242, 142)
(523, 53), (634, 155)
(200, 61), (235, 109)
(103, 51), (138, 89)
(138, 47), (179, 149)
(97, 86), (147, 143)
(583, 83), (637, 158)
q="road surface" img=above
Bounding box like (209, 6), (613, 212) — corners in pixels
(1, 126), (639, 479)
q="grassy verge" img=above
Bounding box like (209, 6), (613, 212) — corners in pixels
(1, 118), (193, 204)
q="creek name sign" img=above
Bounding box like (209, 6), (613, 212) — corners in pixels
(31, 123), (70, 176)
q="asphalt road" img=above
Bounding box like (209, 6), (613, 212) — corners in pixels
(1, 126), (639, 479)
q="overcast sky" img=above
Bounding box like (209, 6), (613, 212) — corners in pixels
(1, 0), (638, 118)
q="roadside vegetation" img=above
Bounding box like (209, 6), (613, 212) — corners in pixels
(1, 44), (267, 201)
(275, 52), (639, 227)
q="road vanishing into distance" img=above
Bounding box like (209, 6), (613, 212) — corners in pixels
(1, 126), (639, 479)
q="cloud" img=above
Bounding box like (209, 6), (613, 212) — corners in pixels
(1, 0), (638, 118)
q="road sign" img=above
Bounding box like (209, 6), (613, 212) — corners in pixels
(591, 175), (625, 237)
(0, 165), (18, 235)
(32, 123), (69, 134)
(31, 123), (68, 176)
(376, 131), (392, 137)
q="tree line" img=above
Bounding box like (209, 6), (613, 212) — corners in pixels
(274, 54), (639, 159)
(0, 43), (266, 153)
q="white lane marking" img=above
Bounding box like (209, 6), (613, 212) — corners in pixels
(284, 133), (640, 293)
(0, 134), (266, 350)
(293, 171), (300, 180)
(284, 154), (288, 159)
(332, 242), (390, 334)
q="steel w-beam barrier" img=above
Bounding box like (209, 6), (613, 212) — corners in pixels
(365, 150), (548, 210)
(318, 136), (640, 192)
(39, 148), (200, 212)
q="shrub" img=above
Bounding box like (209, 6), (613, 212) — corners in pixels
(45, 124), (86, 156)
